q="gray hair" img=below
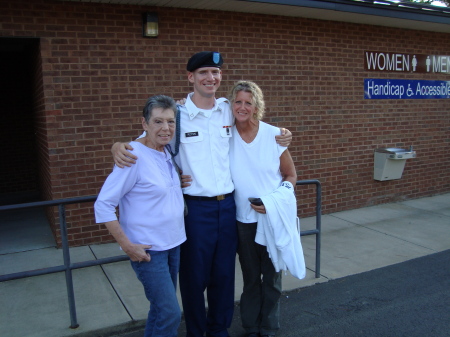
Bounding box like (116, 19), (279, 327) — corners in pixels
(142, 95), (177, 122)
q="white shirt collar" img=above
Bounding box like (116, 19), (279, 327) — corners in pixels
(185, 93), (228, 120)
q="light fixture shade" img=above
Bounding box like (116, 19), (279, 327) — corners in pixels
(143, 13), (158, 38)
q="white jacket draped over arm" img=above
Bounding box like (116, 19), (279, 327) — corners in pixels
(255, 185), (306, 280)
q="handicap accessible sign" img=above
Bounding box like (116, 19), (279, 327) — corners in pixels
(364, 79), (450, 99)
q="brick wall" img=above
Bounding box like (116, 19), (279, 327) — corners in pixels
(1, 0), (449, 246)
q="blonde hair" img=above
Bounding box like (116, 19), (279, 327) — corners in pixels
(228, 81), (265, 120)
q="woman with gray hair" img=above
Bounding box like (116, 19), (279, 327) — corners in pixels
(94, 95), (186, 337)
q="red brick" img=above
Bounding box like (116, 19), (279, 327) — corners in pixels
(2, 0), (448, 248)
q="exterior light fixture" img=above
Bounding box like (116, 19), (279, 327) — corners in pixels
(142, 13), (158, 38)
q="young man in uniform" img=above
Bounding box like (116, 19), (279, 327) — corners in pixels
(112, 51), (292, 337)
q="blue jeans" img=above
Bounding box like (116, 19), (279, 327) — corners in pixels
(131, 246), (181, 337)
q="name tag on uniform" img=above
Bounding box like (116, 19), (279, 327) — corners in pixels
(185, 131), (199, 137)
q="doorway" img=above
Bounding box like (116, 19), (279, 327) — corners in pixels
(0, 37), (55, 254)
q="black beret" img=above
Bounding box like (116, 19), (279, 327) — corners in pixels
(186, 51), (223, 72)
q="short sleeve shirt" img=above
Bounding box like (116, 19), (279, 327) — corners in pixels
(176, 93), (235, 197)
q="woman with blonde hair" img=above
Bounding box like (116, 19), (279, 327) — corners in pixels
(229, 81), (300, 337)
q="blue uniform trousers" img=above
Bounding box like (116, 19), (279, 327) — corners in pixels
(179, 195), (237, 337)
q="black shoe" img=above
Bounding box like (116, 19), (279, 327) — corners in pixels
(247, 333), (259, 337)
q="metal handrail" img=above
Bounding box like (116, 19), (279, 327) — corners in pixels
(0, 180), (321, 328)
(0, 195), (130, 329)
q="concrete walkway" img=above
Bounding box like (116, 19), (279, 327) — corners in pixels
(0, 193), (449, 337)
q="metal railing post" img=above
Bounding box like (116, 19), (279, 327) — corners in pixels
(314, 181), (322, 278)
(296, 179), (322, 278)
(58, 204), (79, 329)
